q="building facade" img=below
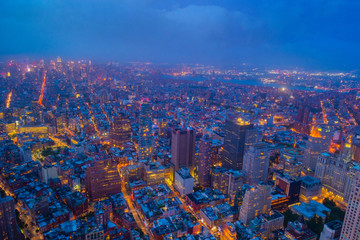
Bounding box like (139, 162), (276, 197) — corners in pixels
(0, 196), (24, 240)
(110, 113), (132, 148)
(171, 128), (195, 174)
(243, 142), (269, 185)
(221, 118), (255, 171)
(239, 184), (272, 225)
(320, 220), (342, 240)
(85, 159), (122, 201)
(315, 152), (359, 205)
(138, 102), (153, 160)
(198, 134), (212, 187)
(174, 167), (194, 195)
(340, 171), (360, 240)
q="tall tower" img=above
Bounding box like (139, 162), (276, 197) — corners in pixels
(293, 105), (311, 134)
(198, 134), (212, 187)
(304, 125), (331, 171)
(171, 128), (195, 174)
(138, 102), (153, 160)
(239, 184), (272, 225)
(296, 105), (310, 124)
(0, 196), (24, 240)
(110, 113), (132, 148)
(221, 118), (259, 171)
(340, 171), (360, 240)
(242, 142), (269, 185)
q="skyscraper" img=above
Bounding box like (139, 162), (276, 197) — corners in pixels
(85, 159), (122, 201)
(198, 134), (212, 187)
(171, 128), (195, 174)
(315, 152), (357, 205)
(340, 171), (360, 240)
(221, 118), (259, 171)
(138, 102), (153, 160)
(0, 196), (24, 240)
(242, 142), (269, 185)
(293, 105), (311, 134)
(296, 105), (310, 124)
(304, 125), (332, 171)
(110, 113), (132, 148)
(239, 184), (272, 225)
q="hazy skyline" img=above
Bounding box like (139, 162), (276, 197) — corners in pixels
(1, 0), (360, 70)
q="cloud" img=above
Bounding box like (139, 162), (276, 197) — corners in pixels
(0, 0), (359, 70)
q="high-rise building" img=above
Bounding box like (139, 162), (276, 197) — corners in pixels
(242, 142), (269, 185)
(351, 140), (360, 162)
(138, 102), (153, 160)
(41, 165), (58, 184)
(85, 159), (122, 201)
(221, 118), (260, 171)
(315, 152), (358, 205)
(0, 196), (24, 240)
(293, 105), (311, 134)
(198, 134), (212, 187)
(341, 139), (353, 163)
(19, 146), (32, 162)
(239, 184), (272, 225)
(340, 171), (360, 240)
(110, 113), (132, 148)
(296, 105), (311, 124)
(304, 125), (332, 171)
(158, 119), (168, 138)
(171, 128), (195, 174)
(211, 167), (245, 202)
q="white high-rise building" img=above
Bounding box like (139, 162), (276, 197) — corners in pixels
(340, 171), (360, 240)
(239, 184), (272, 225)
(242, 142), (269, 185)
(174, 167), (194, 196)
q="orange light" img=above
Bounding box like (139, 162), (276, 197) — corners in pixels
(39, 74), (47, 106)
(6, 91), (12, 108)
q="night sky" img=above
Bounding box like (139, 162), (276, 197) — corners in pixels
(1, 0), (360, 70)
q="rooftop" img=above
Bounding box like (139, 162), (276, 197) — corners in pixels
(325, 220), (343, 231)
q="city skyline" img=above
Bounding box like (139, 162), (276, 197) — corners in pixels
(0, 57), (359, 240)
(1, 1), (360, 239)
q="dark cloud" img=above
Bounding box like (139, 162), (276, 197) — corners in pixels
(0, 0), (359, 70)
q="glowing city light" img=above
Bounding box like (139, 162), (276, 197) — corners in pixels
(6, 91), (12, 108)
(39, 74), (47, 106)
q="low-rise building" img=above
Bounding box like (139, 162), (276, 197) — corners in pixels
(299, 176), (322, 202)
(174, 167), (194, 196)
(320, 220), (342, 240)
(200, 203), (236, 228)
(185, 188), (228, 212)
(249, 210), (284, 239)
(285, 221), (317, 240)
(290, 200), (331, 221)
